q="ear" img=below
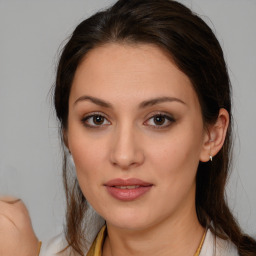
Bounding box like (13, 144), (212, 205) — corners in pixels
(199, 108), (229, 162)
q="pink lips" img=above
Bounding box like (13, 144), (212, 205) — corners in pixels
(104, 178), (153, 201)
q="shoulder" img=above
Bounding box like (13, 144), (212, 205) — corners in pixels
(40, 224), (103, 256)
(200, 229), (239, 256)
(39, 234), (71, 256)
(40, 233), (87, 256)
(40, 205), (105, 256)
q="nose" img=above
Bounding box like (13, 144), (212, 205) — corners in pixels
(110, 124), (145, 170)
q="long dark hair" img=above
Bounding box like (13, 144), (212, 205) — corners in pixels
(54, 0), (256, 255)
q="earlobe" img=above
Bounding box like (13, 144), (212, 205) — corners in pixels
(200, 108), (229, 162)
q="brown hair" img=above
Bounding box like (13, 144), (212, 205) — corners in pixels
(54, 0), (256, 255)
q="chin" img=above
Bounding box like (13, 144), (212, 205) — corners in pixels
(103, 208), (157, 231)
(108, 219), (150, 231)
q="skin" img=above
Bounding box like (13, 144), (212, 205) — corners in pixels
(66, 43), (229, 256)
(0, 44), (229, 255)
(0, 196), (39, 256)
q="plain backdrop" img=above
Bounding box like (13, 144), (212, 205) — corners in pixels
(0, 0), (255, 241)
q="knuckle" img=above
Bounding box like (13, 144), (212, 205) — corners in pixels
(12, 201), (30, 219)
(0, 214), (17, 230)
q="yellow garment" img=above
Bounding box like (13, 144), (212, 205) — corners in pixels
(86, 225), (107, 256)
(86, 225), (205, 256)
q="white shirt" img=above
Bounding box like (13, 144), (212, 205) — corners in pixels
(40, 227), (239, 256)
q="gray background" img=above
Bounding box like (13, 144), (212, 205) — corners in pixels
(0, 0), (255, 241)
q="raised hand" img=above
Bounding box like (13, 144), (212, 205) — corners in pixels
(0, 196), (40, 256)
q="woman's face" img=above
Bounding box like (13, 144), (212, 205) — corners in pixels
(67, 43), (208, 230)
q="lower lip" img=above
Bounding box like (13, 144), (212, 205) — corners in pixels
(105, 186), (152, 201)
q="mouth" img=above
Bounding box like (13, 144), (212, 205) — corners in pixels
(104, 178), (152, 187)
(104, 178), (153, 201)
(113, 185), (140, 189)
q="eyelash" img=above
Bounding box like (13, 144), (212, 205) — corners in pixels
(81, 112), (175, 129)
(81, 112), (110, 128)
(144, 112), (175, 129)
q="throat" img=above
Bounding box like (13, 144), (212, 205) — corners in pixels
(101, 222), (206, 256)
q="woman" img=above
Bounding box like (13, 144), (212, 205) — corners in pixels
(1, 0), (255, 255)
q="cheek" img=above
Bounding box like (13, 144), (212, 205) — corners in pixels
(71, 139), (105, 176)
(70, 138), (106, 206)
(146, 124), (203, 183)
(67, 125), (107, 189)
(144, 128), (202, 215)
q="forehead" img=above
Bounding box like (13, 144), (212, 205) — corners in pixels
(70, 43), (198, 107)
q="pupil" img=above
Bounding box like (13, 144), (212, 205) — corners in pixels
(93, 116), (104, 125)
(154, 116), (165, 125)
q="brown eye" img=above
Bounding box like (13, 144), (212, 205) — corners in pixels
(153, 115), (166, 125)
(93, 115), (105, 125)
(144, 113), (175, 129)
(82, 113), (111, 128)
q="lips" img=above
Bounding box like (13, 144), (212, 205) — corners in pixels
(104, 178), (153, 201)
(114, 185), (140, 189)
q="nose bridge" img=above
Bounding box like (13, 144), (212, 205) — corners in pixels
(110, 121), (144, 169)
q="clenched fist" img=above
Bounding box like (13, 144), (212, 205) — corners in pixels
(0, 196), (39, 256)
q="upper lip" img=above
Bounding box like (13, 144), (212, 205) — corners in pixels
(104, 178), (152, 187)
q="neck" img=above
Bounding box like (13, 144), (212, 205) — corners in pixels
(102, 202), (204, 256)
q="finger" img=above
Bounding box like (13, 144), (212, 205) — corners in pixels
(2, 199), (21, 204)
(0, 199), (30, 226)
(0, 196), (21, 204)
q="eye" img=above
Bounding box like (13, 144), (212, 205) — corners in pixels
(144, 113), (175, 128)
(81, 113), (111, 128)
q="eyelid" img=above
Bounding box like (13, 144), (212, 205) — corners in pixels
(81, 112), (111, 128)
(80, 111), (175, 129)
(143, 111), (175, 128)
(144, 111), (175, 120)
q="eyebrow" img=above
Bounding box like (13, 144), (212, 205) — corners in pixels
(139, 96), (186, 108)
(73, 95), (186, 108)
(74, 95), (113, 108)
